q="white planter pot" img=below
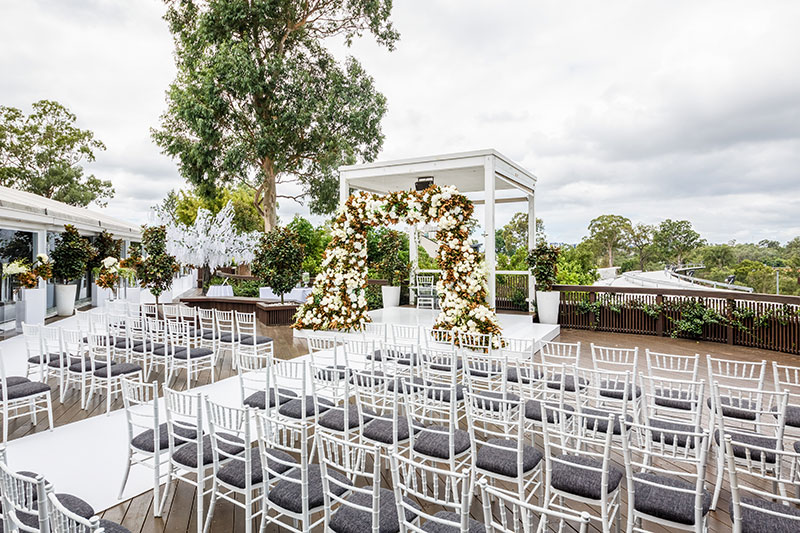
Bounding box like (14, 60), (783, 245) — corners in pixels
(91, 283), (114, 308)
(15, 287), (48, 332)
(381, 285), (401, 308)
(125, 287), (141, 303)
(536, 290), (560, 324)
(55, 283), (78, 317)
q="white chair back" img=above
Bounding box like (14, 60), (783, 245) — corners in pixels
(645, 350), (699, 380)
(539, 340), (580, 366)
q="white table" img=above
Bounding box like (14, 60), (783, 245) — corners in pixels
(259, 287), (313, 302)
(207, 285), (234, 297)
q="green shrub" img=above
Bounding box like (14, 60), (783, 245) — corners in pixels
(527, 242), (560, 291)
(252, 227), (305, 303)
(51, 225), (96, 283)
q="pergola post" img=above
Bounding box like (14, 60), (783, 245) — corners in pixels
(339, 174), (350, 206)
(409, 226), (418, 305)
(527, 193), (536, 311)
(484, 155), (496, 306)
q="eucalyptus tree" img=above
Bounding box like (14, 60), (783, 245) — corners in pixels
(588, 214), (632, 268)
(0, 100), (113, 206)
(152, 0), (398, 231)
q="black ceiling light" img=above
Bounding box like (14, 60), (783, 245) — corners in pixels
(415, 176), (434, 191)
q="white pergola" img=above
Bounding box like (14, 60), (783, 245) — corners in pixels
(339, 149), (538, 306)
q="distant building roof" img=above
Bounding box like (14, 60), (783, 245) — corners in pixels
(0, 185), (141, 239)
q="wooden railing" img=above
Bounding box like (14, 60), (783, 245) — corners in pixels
(496, 272), (529, 311)
(555, 285), (800, 355)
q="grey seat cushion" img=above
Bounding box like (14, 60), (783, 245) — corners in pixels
(133, 341), (162, 353)
(98, 520), (132, 533)
(524, 400), (574, 423)
(583, 408), (631, 435)
(427, 358), (463, 372)
(219, 333), (250, 343)
(370, 348), (417, 363)
(243, 388), (298, 409)
(774, 404), (800, 428)
(172, 433), (244, 468)
(329, 487), (420, 533)
(6, 381), (51, 399)
(19, 493), (94, 529)
(131, 423), (199, 453)
(201, 331), (219, 340)
(707, 396), (757, 420)
(114, 338), (132, 349)
(267, 464), (352, 514)
(319, 404), (362, 431)
(506, 367), (541, 384)
(216, 449), (296, 488)
(47, 356), (88, 368)
(27, 353), (61, 365)
(476, 438), (543, 477)
(277, 396), (333, 419)
(68, 360), (106, 373)
(714, 430), (778, 463)
(648, 418), (699, 448)
(551, 454), (623, 500)
(427, 385), (464, 403)
(654, 388), (696, 410)
(546, 374), (587, 392)
(1, 376), (31, 389)
(173, 347), (213, 360)
(598, 380), (642, 400)
(633, 472), (710, 525)
(730, 496), (800, 533)
(466, 362), (502, 378)
(93, 363), (141, 378)
(363, 416), (414, 444)
(153, 345), (187, 356)
(239, 335), (273, 345)
(421, 511), (486, 532)
(472, 390), (520, 411)
(412, 426), (470, 459)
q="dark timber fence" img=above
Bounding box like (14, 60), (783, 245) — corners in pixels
(555, 285), (800, 355)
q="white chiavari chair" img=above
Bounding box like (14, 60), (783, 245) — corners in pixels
(622, 419), (711, 532)
(85, 331), (142, 414)
(360, 322), (387, 343)
(238, 351), (297, 411)
(466, 388), (543, 505)
(197, 308), (219, 353)
(478, 478), (591, 533)
(23, 324), (47, 381)
(725, 434), (800, 532)
(235, 310), (273, 368)
(541, 404), (625, 533)
(0, 351), (53, 442)
(709, 384), (788, 511)
(539, 340), (581, 367)
(390, 452), (481, 533)
(256, 408), (337, 533)
(60, 329), (92, 407)
(165, 320), (215, 389)
(772, 361), (800, 441)
(391, 324), (420, 346)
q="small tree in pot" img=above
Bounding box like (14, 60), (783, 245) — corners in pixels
(370, 229), (410, 308)
(51, 225), (96, 316)
(139, 225), (180, 306)
(527, 242), (561, 324)
(251, 228), (305, 304)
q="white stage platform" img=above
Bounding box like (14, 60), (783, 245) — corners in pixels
(296, 306), (560, 345)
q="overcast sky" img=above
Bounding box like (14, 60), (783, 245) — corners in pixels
(2, 0), (799, 244)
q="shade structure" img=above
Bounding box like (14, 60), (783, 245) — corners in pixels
(339, 149), (539, 305)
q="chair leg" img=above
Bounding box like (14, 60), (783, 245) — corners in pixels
(30, 398), (38, 425)
(202, 484), (216, 533)
(153, 453), (162, 518)
(106, 380), (112, 415)
(46, 394), (54, 432)
(157, 465), (174, 516)
(710, 442), (725, 510)
(118, 450), (133, 499)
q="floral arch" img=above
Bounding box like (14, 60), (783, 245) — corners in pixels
(293, 185), (504, 347)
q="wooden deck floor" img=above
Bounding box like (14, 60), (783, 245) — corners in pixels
(7, 322), (799, 532)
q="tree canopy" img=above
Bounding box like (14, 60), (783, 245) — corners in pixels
(155, 185), (262, 233)
(153, 0), (398, 231)
(653, 219), (705, 265)
(0, 100), (113, 207)
(588, 214), (631, 267)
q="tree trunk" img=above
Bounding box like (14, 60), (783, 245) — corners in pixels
(607, 247), (613, 268)
(639, 252), (644, 271)
(257, 158), (278, 232)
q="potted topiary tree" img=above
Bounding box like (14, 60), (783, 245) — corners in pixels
(371, 229), (410, 308)
(527, 242), (561, 324)
(89, 230), (122, 307)
(251, 227), (305, 304)
(51, 225), (96, 316)
(139, 225), (180, 306)
(119, 242), (143, 302)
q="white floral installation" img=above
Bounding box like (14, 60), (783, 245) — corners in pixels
(293, 185), (505, 347)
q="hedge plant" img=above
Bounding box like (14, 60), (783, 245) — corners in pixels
(251, 227), (305, 304)
(527, 242), (560, 292)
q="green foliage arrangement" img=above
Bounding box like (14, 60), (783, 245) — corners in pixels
(527, 242), (560, 292)
(51, 225), (96, 284)
(207, 276), (261, 298)
(369, 229), (410, 286)
(153, 0), (397, 230)
(251, 228), (306, 303)
(139, 225), (180, 305)
(0, 100), (113, 206)
(287, 215), (332, 276)
(89, 230), (122, 272)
